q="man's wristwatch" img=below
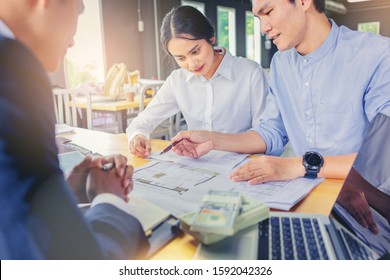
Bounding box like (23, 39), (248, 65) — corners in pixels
(302, 151), (324, 179)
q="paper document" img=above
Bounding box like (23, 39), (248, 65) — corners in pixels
(151, 150), (249, 173)
(58, 151), (85, 174)
(132, 160), (223, 216)
(126, 196), (170, 233)
(226, 177), (324, 211)
(55, 123), (75, 135)
(132, 159), (323, 216)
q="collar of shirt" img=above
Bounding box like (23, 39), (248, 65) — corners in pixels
(293, 19), (339, 64)
(184, 46), (234, 83)
(0, 20), (15, 39)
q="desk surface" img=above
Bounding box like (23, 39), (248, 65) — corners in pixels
(74, 98), (152, 112)
(61, 128), (344, 260)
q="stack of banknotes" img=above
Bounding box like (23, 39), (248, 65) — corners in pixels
(179, 190), (270, 245)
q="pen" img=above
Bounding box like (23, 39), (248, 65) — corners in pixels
(159, 139), (183, 155)
(101, 162), (115, 171)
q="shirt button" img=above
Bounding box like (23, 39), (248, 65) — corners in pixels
(307, 137), (313, 143)
(304, 81), (310, 87)
(305, 110), (311, 116)
(303, 59), (308, 63)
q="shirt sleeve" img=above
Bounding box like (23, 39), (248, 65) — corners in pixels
(249, 66), (268, 128)
(250, 64), (289, 156)
(353, 113), (390, 194)
(91, 193), (134, 215)
(364, 42), (390, 121)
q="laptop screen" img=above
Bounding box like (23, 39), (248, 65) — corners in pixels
(332, 113), (390, 257)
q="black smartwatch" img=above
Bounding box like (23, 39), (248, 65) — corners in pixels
(302, 151), (324, 179)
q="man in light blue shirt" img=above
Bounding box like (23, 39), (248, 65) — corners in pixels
(169, 0), (390, 184)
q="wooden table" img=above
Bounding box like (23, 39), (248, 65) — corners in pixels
(73, 98), (152, 133)
(61, 128), (344, 260)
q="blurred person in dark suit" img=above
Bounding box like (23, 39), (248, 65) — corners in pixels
(0, 0), (149, 259)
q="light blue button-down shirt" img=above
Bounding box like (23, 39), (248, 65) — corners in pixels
(252, 20), (390, 157)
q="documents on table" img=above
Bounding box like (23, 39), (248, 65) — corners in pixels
(55, 123), (75, 135)
(58, 150), (85, 174)
(150, 150), (249, 173)
(125, 197), (170, 234)
(132, 152), (324, 216)
(225, 176), (324, 211)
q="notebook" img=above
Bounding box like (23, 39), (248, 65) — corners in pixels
(195, 113), (390, 260)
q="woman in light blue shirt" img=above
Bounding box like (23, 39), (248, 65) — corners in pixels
(126, 6), (268, 158)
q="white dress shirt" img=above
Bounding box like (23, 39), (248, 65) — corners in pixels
(0, 20), (15, 39)
(126, 47), (268, 141)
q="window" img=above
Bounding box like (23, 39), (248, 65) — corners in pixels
(181, 0), (205, 14)
(64, 0), (105, 89)
(245, 11), (261, 63)
(217, 6), (236, 56)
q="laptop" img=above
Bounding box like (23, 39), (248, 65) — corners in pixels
(196, 113), (390, 260)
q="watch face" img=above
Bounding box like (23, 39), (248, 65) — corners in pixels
(305, 152), (323, 166)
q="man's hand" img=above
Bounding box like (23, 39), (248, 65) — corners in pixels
(86, 164), (134, 202)
(129, 135), (151, 158)
(171, 130), (214, 158)
(66, 154), (132, 203)
(230, 156), (304, 185)
(337, 182), (379, 234)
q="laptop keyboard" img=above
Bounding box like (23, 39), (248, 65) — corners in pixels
(258, 216), (329, 260)
(339, 227), (377, 260)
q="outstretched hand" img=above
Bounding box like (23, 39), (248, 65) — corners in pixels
(129, 135), (151, 158)
(171, 130), (214, 158)
(230, 156), (304, 185)
(337, 181), (379, 235)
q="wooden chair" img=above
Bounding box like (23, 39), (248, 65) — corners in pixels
(52, 88), (93, 130)
(126, 79), (175, 140)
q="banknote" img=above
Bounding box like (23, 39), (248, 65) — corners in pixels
(191, 190), (242, 235)
(180, 195), (269, 244)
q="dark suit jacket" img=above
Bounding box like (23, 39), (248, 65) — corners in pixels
(0, 35), (149, 259)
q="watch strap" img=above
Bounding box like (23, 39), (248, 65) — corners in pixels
(304, 168), (319, 179)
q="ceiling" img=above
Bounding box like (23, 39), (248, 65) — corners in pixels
(337, 0), (390, 9)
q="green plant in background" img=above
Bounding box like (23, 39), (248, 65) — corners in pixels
(217, 10), (229, 49)
(357, 22), (380, 35)
(64, 57), (98, 89)
(246, 13), (254, 35)
(246, 12), (255, 60)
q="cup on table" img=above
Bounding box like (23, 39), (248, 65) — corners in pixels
(124, 84), (136, 102)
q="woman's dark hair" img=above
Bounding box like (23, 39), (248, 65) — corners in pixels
(160, 6), (215, 55)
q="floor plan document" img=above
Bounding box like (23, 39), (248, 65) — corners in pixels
(150, 150), (249, 173)
(132, 157), (323, 216)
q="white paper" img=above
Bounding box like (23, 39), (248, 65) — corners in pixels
(126, 196), (170, 233)
(132, 159), (323, 216)
(58, 151), (85, 174)
(150, 150), (249, 173)
(55, 123), (75, 135)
